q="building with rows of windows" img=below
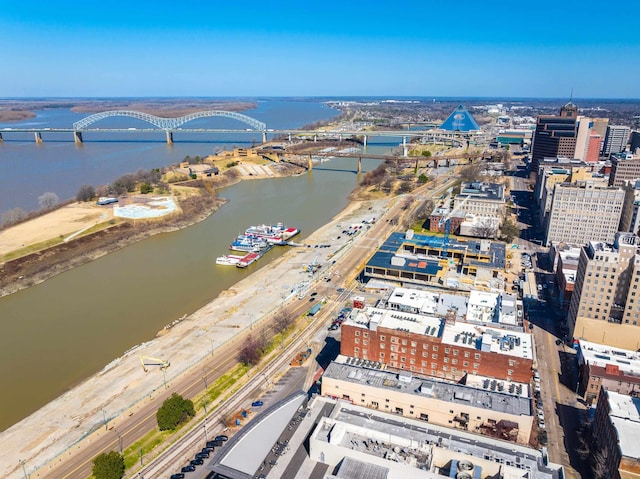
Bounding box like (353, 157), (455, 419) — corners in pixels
(568, 233), (640, 350)
(340, 305), (533, 383)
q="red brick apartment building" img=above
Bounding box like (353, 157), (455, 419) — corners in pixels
(340, 307), (533, 383)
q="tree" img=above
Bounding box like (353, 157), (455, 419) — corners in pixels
(472, 218), (497, 239)
(92, 451), (125, 479)
(274, 311), (294, 334)
(398, 180), (414, 194)
(460, 163), (483, 183)
(238, 335), (264, 366)
(421, 150), (432, 157)
(140, 182), (153, 194)
(417, 174), (430, 184)
(156, 393), (195, 431)
(1, 207), (27, 228)
(499, 218), (520, 243)
(76, 185), (96, 202)
(381, 177), (394, 194)
(38, 192), (59, 209)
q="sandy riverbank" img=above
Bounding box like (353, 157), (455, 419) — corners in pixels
(0, 193), (392, 479)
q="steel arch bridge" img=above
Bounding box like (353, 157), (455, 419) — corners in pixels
(72, 110), (267, 131)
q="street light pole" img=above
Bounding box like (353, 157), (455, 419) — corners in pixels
(19, 459), (27, 479)
(102, 408), (108, 431)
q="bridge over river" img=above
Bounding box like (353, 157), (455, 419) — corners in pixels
(0, 109), (482, 156)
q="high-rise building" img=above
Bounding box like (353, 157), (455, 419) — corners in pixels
(530, 102), (579, 173)
(609, 153), (640, 187)
(591, 118), (609, 139)
(574, 116), (593, 161)
(630, 130), (640, 154)
(603, 125), (631, 156)
(568, 233), (640, 350)
(544, 181), (633, 246)
(586, 132), (602, 163)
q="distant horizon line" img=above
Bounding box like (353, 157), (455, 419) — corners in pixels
(1, 95), (639, 102)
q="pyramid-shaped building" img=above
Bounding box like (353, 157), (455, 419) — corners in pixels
(440, 105), (480, 131)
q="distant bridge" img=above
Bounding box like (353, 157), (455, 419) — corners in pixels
(72, 110), (267, 131)
(264, 149), (489, 173)
(0, 109), (485, 154)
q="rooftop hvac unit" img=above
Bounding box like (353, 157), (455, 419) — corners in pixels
(406, 229), (415, 240)
(457, 460), (474, 471)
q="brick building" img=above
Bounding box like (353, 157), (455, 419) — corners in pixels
(577, 339), (640, 406)
(340, 306), (533, 383)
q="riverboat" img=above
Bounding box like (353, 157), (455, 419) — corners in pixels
(215, 254), (244, 266)
(236, 252), (259, 268)
(229, 235), (268, 252)
(244, 223), (299, 244)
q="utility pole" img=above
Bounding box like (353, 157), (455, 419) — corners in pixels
(102, 409), (108, 431)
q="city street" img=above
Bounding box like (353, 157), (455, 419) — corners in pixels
(509, 156), (586, 479)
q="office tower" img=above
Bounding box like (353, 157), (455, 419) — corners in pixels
(531, 102), (578, 173)
(568, 233), (640, 350)
(603, 125), (631, 156)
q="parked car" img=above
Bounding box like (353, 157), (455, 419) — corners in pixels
(191, 458), (204, 466)
(215, 435), (229, 442)
(252, 400), (264, 407)
(181, 465), (196, 473)
(171, 474), (185, 479)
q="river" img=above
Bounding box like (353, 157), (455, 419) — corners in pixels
(0, 99), (402, 432)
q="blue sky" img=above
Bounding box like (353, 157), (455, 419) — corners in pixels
(1, 0), (638, 98)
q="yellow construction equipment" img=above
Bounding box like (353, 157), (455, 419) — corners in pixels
(139, 355), (170, 373)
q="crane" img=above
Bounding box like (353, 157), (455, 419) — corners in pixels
(438, 193), (471, 259)
(139, 355), (170, 373)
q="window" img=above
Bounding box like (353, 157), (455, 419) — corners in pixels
(411, 341), (417, 347)
(380, 335), (386, 341)
(363, 332), (368, 338)
(433, 346), (439, 351)
(355, 331), (360, 336)
(355, 338), (360, 344)
(508, 360), (515, 367)
(402, 339), (407, 346)
(445, 348), (450, 354)
(432, 354), (438, 359)
(475, 353), (480, 360)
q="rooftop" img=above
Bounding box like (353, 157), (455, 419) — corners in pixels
(323, 361), (532, 416)
(458, 182), (505, 202)
(578, 339), (640, 377)
(310, 397), (562, 479)
(606, 391), (640, 459)
(347, 306), (443, 337)
(441, 323), (533, 360)
(383, 231), (506, 270)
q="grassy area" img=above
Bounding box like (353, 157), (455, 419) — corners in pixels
(2, 236), (65, 262)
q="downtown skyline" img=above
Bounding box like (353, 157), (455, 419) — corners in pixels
(1, 0), (639, 98)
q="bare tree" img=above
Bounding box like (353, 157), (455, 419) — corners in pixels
(1, 207), (27, 228)
(472, 218), (497, 238)
(409, 199), (434, 225)
(460, 163), (483, 183)
(76, 185), (96, 202)
(273, 311), (294, 334)
(38, 192), (59, 209)
(238, 335), (264, 366)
